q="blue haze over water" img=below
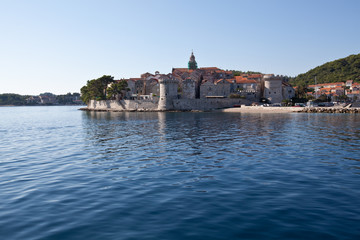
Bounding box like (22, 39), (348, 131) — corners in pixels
(0, 106), (359, 239)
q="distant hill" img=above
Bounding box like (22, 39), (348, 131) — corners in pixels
(290, 53), (360, 86)
(0, 93), (29, 105)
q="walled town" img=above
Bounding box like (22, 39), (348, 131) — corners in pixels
(86, 52), (296, 111)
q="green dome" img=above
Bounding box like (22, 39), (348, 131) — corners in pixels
(188, 51), (198, 70)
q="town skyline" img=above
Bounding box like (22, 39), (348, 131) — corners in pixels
(1, 0), (360, 95)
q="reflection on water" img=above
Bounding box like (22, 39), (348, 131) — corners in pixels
(1, 107), (360, 240)
(82, 111), (360, 189)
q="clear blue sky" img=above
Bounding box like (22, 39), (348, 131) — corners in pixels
(1, 0), (359, 95)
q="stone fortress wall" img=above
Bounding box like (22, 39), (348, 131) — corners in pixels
(88, 99), (159, 111)
(86, 73), (252, 111)
(87, 98), (251, 112)
(181, 78), (196, 99)
(199, 81), (231, 99)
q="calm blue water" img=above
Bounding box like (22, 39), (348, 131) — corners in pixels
(0, 106), (359, 240)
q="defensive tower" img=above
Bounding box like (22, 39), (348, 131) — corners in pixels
(158, 75), (179, 110)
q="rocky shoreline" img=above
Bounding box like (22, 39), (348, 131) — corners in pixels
(299, 107), (360, 113)
(222, 106), (360, 114)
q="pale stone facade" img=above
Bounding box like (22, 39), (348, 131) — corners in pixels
(200, 82), (214, 98)
(145, 78), (160, 96)
(87, 98), (251, 111)
(282, 83), (296, 100)
(263, 75), (283, 103)
(200, 81), (231, 98)
(158, 76), (178, 111)
(126, 79), (136, 98)
(182, 78), (196, 99)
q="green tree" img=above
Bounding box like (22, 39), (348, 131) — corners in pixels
(80, 75), (115, 103)
(315, 94), (330, 102)
(107, 80), (129, 100)
(81, 79), (104, 103)
(0, 93), (29, 105)
(56, 92), (82, 105)
(98, 75), (115, 97)
(295, 84), (308, 99)
(338, 94), (349, 102)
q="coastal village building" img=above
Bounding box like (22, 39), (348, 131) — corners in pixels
(282, 82), (296, 101)
(39, 92), (57, 104)
(307, 80), (360, 101)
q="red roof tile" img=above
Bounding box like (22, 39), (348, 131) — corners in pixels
(200, 67), (220, 70)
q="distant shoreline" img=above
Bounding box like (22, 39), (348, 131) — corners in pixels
(0, 104), (86, 107)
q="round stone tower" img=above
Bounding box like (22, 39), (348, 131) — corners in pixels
(263, 74), (283, 103)
(158, 76), (179, 111)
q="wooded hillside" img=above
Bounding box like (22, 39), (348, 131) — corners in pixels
(290, 53), (360, 86)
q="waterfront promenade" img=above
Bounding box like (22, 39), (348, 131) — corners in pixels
(220, 106), (305, 113)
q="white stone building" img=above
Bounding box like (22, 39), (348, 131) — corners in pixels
(262, 75), (283, 103)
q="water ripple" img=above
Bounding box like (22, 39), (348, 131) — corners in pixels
(0, 107), (360, 239)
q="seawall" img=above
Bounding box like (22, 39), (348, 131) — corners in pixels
(82, 99), (251, 112)
(85, 99), (159, 111)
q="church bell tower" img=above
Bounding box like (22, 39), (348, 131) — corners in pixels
(188, 51), (198, 70)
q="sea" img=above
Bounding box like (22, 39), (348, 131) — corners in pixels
(0, 106), (359, 240)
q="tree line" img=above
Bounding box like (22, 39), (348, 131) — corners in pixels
(0, 94), (29, 105)
(0, 93), (82, 106)
(80, 75), (129, 103)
